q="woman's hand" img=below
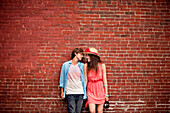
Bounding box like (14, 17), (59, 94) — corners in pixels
(105, 97), (109, 101)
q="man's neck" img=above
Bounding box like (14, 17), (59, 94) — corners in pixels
(72, 57), (78, 66)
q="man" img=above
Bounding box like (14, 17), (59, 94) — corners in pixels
(59, 48), (87, 113)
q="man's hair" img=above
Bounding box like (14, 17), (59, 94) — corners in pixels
(71, 48), (84, 59)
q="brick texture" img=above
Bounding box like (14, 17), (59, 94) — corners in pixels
(0, 0), (169, 113)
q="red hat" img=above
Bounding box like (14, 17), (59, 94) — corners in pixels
(84, 47), (99, 57)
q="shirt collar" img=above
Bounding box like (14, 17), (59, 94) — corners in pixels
(68, 60), (82, 66)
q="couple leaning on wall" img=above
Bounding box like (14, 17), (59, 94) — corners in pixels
(59, 47), (109, 113)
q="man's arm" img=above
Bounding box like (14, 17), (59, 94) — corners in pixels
(59, 64), (65, 98)
(60, 87), (64, 99)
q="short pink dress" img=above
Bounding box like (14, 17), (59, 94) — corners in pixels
(86, 63), (105, 107)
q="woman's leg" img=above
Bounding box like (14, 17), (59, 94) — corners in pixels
(89, 103), (96, 113)
(97, 104), (104, 113)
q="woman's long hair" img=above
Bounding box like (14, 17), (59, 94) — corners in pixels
(87, 54), (102, 73)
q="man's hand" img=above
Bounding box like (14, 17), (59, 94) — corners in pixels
(60, 88), (64, 99)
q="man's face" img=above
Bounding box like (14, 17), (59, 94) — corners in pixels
(76, 52), (84, 61)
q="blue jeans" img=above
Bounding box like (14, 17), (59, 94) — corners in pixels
(66, 94), (84, 113)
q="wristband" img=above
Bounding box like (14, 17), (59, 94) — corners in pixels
(104, 85), (108, 87)
(105, 94), (109, 97)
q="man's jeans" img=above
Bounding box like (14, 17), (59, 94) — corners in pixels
(66, 94), (84, 113)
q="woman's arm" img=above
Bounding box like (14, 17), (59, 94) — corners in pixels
(84, 63), (88, 87)
(102, 63), (109, 101)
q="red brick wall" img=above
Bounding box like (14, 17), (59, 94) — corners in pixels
(0, 0), (169, 112)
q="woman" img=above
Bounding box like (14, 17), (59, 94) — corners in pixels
(84, 47), (109, 113)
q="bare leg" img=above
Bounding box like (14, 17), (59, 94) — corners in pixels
(89, 103), (96, 113)
(97, 104), (104, 113)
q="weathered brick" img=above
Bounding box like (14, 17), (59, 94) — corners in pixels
(0, 0), (169, 112)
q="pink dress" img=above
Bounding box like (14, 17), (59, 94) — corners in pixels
(86, 63), (105, 107)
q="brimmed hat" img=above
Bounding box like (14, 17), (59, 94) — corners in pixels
(84, 47), (100, 57)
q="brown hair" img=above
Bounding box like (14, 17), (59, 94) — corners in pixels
(71, 48), (84, 59)
(87, 54), (102, 73)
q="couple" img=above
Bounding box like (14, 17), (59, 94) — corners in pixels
(59, 48), (109, 113)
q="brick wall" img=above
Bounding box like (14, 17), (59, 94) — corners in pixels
(0, 0), (169, 112)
